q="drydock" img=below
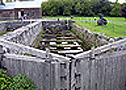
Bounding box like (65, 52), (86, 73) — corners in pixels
(0, 20), (126, 90)
(36, 29), (83, 57)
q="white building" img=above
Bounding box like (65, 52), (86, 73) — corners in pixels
(0, 0), (47, 20)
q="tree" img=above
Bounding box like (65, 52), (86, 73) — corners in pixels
(62, 0), (72, 16)
(121, 6), (126, 19)
(90, 0), (111, 16)
(115, 0), (118, 3)
(74, 0), (93, 16)
(110, 3), (122, 17)
(41, 0), (124, 17)
(0, 0), (5, 5)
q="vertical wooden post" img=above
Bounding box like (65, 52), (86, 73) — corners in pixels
(91, 47), (95, 59)
(0, 45), (4, 68)
(0, 45), (4, 59)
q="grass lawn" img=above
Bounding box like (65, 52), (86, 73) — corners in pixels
(43, 16), (126, 37)
(43, 16), (126, 22)
(76, 21), (126, 37)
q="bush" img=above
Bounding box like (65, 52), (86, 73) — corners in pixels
(0, 69), (12, 90)
(8, 74), (38, 90)
(0, 69), (38, 90)
(121, 6), (126, 19)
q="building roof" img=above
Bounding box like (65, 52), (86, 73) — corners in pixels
(14, 1), (41, 8)
(0, 0), (47, 10)
(0, 2), (15, 10)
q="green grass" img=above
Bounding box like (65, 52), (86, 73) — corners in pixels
(106, 17), (126, 22)
(42, 16), (126, 22)
(43, 16), (71, 20)
(43, 16), (95, 21)
(76, 21), (126, 37)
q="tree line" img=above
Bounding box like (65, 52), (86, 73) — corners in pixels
(42, 0), (126, 17)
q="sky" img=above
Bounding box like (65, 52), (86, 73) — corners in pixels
(109, 0), (126, 3)
(35, 0), (126, 3)
(2, 0), (126, 4)
(37, 0), (126, 3)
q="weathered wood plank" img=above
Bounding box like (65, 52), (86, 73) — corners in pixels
(90, 59), (96, 90)
(71, 60), (76, 90)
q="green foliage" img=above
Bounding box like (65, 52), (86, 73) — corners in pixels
(8, 74), (37, 90)
(121, 5), (126, 19)
(0, 0), (5, 5)
(41, 0), (126, 17)
(94, 33), (98, 37)
(0, 69), (37, 90)
(80, 32), (84, 37)
(110, 3), (122, 16)
(0, 69), (12, 90)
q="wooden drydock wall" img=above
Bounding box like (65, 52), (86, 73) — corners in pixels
(71, 24), (110, 50)
(42, 20), (74, 30)
(71, 38), (126, 90)
(71, 50), (126, 90)
(0, 21), (30, 34)
(2, 50), (126, 90)
(2, 54), (70, 90)
(2, 54), (50, 89)
(1, 21), (42, 46)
